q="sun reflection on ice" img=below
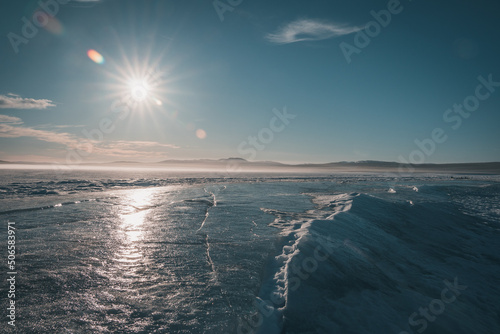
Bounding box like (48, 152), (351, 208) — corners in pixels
(119, 188), (156, 239)
(122, 210), (148, 242)
(114, 188), (157, 275)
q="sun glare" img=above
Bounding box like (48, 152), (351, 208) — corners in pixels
(129, 80), (150, 102)
(90, 41), (185, 120)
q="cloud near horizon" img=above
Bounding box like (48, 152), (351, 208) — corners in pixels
(0, 116), (179, 160)
(0, 93), (56, 110)
(266, 19), (362, 44)
(0, 115), (23, 124)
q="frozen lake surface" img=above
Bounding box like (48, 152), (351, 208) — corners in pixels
(1, 168), (499, 333)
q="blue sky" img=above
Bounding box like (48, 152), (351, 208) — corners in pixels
(0, 0), (499, 163)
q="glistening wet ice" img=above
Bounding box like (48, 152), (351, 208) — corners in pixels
(0, 168), (499, 333)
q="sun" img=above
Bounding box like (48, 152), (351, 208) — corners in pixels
(96, 46), (176, 114)
(128, 80), (150, 102)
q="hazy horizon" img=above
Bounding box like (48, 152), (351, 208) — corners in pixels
(2, 157), (500, 165)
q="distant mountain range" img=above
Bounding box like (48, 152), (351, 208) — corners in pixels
(2, 158), (500, 173)
(152, 158), (500, 173)
(156, 157), (286, 167)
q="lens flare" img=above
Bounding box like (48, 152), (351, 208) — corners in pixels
(196, 129), (207, 139)
(44, 16), (64, 35)
(32, 11), (64, 35)
(87, 49), (105, 64)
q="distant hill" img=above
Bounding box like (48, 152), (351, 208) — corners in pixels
(292, 161), (500, 173)
(107, 161), (140, 164)
(157, 158), (286, 167)
(150, 159), (500, 174)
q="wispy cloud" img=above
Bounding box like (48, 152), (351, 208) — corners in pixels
(266, 19), (362, 44)
(0, 93), (56, 110)
(0, 117), (178, 159)
(0, 115), (23, 124)
(0, 123), (78, 146)
(91, 141), (180, 158)
(103, 140), (180, 150)
(35, 124), (86, 129)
